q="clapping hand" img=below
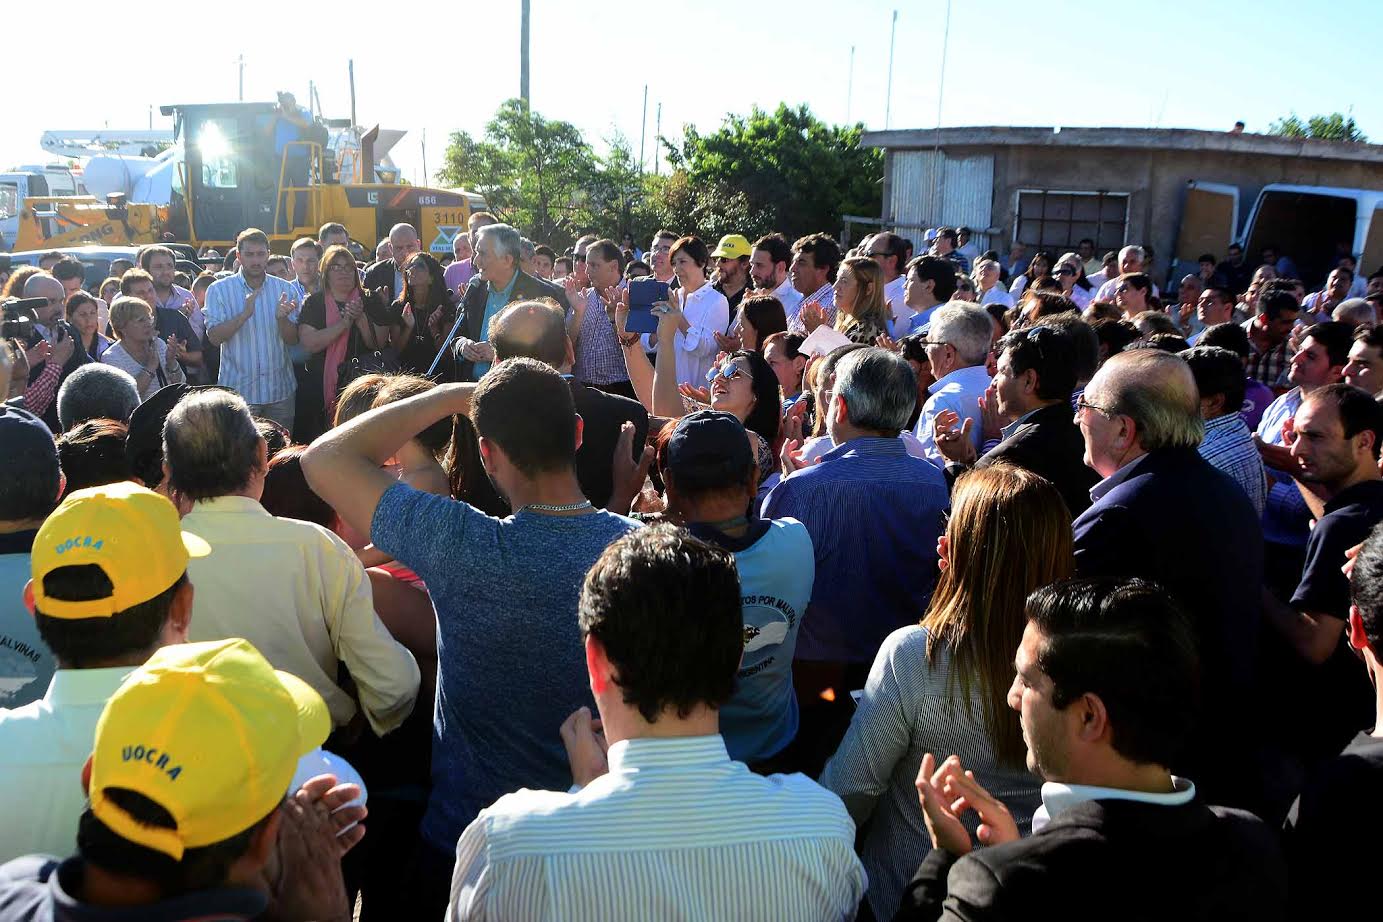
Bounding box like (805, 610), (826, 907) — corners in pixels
(276, 292), (296, 319)
(560, 706), (610, 788)
(978, 384), (1005, 443)
(915, 753), (1019, 855)
(779, 433), (817, 478)
(455, 338), (495, 363)
(597, 285), (627, 321)
(164, 334), (185, 365)
(800, 301), (827, 332)
(24, 339), (52, 368)
(180, 295), (198, 317)
(714, 330), (742, 352)
(679, 382), (711, 405)
(257, 773), (365, 922)
(875, 332), (899, 352)
(932, 409), (977, 465)
(242, 289), (258, 317)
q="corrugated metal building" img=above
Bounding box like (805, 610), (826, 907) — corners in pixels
(863, 126), (1383, 287)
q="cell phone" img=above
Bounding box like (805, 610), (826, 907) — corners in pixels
(626, 279), (669, 334)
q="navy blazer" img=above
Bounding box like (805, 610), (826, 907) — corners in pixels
(1072, 447), (1264, 807)
(974, 402), (1099, 516)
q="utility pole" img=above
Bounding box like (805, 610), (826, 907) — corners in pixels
(846, 45), (855, 123)
(348, 59), (357, 129)
(520, 0), (531, 104)
(237, 54), (245, 101)
(654, 103), (662, 176)
(148, 105), (153, 130)
(639, 84), (648, 174)
(884, 10), (897, 129)
(421, 128), (428, 188)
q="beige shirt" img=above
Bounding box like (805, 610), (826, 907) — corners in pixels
(182, 496), (419, 734)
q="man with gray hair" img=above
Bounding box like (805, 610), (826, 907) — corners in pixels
(1072, 348), (1265, 811)
(764, 346), (949, 775)
(451, 223), (570, 381)
(1094, 245), (1159, 301)
(55, 363), (140, 431)
(915, 302), (994, 467)
(364, 222), (424, 304)
(169, 389), (419, 736)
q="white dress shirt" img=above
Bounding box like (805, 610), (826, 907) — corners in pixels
(773, 275), (805, 325)
(447, 734), (866, 921)
(884, 275), (909, 329)
(672, 282), (730, 386)
(1031, 776), (1196, 832)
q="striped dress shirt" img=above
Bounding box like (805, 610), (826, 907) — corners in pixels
(204, 271), (300, 404)
(447, 735), (866, 921)
(1199, 411), (1267, 516)
(788, 283), (837, 335)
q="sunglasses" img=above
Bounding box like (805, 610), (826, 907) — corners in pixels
(706, 361), (750, 385)
(1057, 266), (1077, 276)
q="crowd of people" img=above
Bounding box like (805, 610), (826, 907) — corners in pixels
(0, 205), (1381, 921)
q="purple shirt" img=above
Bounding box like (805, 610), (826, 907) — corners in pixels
(444, 259), (475, 296)
(1241, 377), (1273, 431)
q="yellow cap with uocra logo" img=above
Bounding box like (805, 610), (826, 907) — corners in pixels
(28, 481), (210, 619)
(89, 637), (331, 859)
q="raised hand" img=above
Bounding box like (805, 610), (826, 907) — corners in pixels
(875, 332), (899, 352)
(978, 383), (1005, 442)
(800, 301), (827, 332)
(597, 285), (627, 321)
(50, 333), (76, 367)
(276, 292), (297, 319)
(242, 289), (258, 317)
(609, 420), (655, 514)
(714, 330), (742, 353)
(25, 339), (52, 369)
(779, 435), (817, 478)
(560, 706), (610, 788)
(164, 334), (184, 365)
(678, 382), (711, 405)
(931, 409), (977, 465)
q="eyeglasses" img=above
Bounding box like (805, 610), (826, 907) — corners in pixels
(1075, 395), (1119, 417)
(919, 338), (952, 349)
(1057, 266), (1077, 276)
(867, 251), (889, 259)
(327, 262), (356, 272)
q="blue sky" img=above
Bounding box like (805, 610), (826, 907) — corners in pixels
(6, 0), (1378, 190)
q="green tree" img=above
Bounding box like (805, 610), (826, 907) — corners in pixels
(660, 103), (883, 240)
(436, 99), (598, 249)
(1267, 111), (1368, 143)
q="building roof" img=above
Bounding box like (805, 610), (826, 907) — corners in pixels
(862, 126), (1383, 165)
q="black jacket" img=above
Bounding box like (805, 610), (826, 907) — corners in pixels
(361, 257), (404, 305)
(27, 320), (91, 430)
(570, 378), (648, 509)
(974, 402), (1099, 516)
(1072, 447), (1265, 809)
(454, 270), (571, 381)
(895, 798), (1285, 922)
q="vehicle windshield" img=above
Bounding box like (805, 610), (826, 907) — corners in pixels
(0, 183), (17, 221)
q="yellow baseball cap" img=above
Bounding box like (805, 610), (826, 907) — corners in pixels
(28, 482), (209, 620)
(89, 638), (331, 860)
(711, 234), (752, 260)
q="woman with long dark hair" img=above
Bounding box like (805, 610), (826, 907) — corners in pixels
(821, 466), (1073, 919)
(388, 252), (456, 376)
(1007, 251), (1054, 298)
(739, 294), (787, 353)
(66, 291), (112, 360)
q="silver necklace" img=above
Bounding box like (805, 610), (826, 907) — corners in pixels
(519, 500), (594, 514)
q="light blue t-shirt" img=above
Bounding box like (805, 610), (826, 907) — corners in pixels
(370, 482), (637, 853)
(691, 518), (814, 764)
(0, 538), (55, 709)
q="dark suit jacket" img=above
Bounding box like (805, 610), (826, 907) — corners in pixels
(1072, 447), (1264, 808)
(570, 378), (648, 509)
(27, 320), (91, 430)
(454, 270), (571, 381)
(895, 798), (1286, 922)
(361, 257), (403, 305)
(974, 402), (1099, 516)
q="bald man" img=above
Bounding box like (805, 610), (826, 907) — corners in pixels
(363, 223), (423, 304)
(1072, 348), (1266, 813)
(487, 299), (648, 509)
(21, 273), (91, 427)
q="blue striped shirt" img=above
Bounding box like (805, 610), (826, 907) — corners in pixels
(1255, 387), (1310, 546)
(761, 436), (949, 663)
(446, 735), (866, 921)
(1199, 411), (1267, 516)
(204, 271), (300, 404)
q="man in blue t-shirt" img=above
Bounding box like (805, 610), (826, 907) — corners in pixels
(661, 411), (813, 768)
(303, 358), (638, 919)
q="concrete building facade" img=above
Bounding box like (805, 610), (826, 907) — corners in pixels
(862, 126), (1383, 287)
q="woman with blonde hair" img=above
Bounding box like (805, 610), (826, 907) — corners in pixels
(100, 295), (186, 401)
(821, 465), (1073, 919)
(833, 256), (894, 344)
